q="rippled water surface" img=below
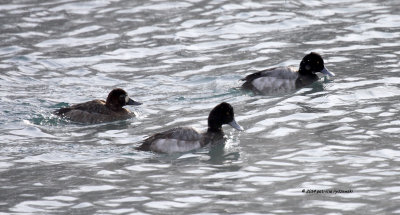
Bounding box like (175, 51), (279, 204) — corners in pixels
(1, 0), (400, 214)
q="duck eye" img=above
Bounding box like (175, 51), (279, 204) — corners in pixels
(316, 61), (320, 64)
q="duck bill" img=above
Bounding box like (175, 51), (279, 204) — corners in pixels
(126, 98), (142, 106)
(320, 67), (335, 77)
(228, 119), (244, 131)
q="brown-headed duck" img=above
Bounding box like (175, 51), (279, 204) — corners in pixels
(54, 88), (142, 124)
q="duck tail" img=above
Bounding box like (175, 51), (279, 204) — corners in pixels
(135, 141), (151, 151)
(53, 107), (71, 116)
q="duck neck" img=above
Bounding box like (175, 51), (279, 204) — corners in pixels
(298, 68), (318, 79)
(295, 70), (319, 88)
(207, 126), (223, 133)
(207, 119), (223, 133)
(106, 103), (123, 112)
(207, 111), (224, 133)
(298, 67), (309, 76)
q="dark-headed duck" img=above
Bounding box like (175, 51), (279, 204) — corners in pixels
(242, 52), (335, 94)
(137, 102), (244, 154)
(54, 88), (142, 124)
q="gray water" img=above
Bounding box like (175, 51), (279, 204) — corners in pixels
(1, 0), (399, 214)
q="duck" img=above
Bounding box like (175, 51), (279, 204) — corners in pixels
(137, 102), (244, 154)
(241, 52), (335, 94)
(54, 88), (142, 124)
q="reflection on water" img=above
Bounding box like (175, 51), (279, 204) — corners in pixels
(1, 0), (400, 214)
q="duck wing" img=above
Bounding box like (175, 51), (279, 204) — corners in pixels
(54, 100), (107, 115)
(241, 67), (298, 93)
(138, 127), (203, 153)
(54, 100), (127, 123)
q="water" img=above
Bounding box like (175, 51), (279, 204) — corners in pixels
(1, 0), (399, 214)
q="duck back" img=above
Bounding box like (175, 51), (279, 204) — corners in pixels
(54, 100), (132, 124)
(242, 67), (298, 94)
(138, 127), (204, 154)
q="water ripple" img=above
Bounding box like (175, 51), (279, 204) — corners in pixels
(0, 0), (399, 214)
